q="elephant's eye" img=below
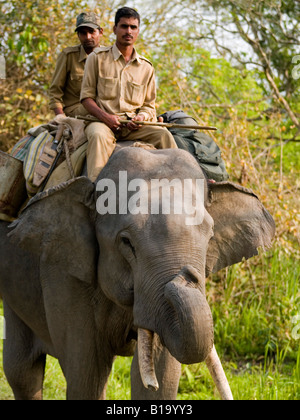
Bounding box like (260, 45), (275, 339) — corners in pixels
(120, 236), (136, 258)
(121, 237), (131, 246)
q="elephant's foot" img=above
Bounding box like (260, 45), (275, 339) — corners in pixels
(3, 303), (46, 400)
(5, 354), (46, 400)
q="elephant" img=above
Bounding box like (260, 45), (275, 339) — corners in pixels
(0, 146), (275, 400)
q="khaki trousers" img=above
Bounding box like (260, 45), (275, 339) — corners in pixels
(85, 122), (177, 182)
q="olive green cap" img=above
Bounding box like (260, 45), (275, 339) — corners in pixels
(75, 12), (101, 32)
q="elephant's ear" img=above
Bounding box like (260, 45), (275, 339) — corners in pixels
(8, 177), (97, 284)
(205, 182), (275, 276)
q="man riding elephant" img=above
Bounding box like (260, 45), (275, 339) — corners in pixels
(49, 12), (103, 117)
(80, 7), (177, 182)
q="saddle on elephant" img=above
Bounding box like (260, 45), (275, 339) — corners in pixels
(0, 110), (227, 222)
(0, 116), (88, 221)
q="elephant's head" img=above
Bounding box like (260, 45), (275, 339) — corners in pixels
(94, 148), (216, 367)
(9, 146), (275, 394)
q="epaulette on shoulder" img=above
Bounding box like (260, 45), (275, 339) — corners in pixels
(139, 56), (153, 66)
(62, 45), (81, 55)
(94, 46), (112, 54)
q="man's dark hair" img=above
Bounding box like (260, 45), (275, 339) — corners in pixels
(115, 7), (140, 26)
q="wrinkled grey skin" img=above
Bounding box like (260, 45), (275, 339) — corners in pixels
(0, 147), (275, 400)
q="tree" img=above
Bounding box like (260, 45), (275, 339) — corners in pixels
(141, 0), (300, 141)
(187, 0), (300, 139)
(0, 0), (125, 150)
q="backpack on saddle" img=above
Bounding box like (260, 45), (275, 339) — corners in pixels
(159, 110), (229, 182)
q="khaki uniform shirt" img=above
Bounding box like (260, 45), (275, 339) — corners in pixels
(49, 45), (88, 115)
(80, 44), (157, 121)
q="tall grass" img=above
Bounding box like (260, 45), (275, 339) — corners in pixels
(209, 248), (300, 362)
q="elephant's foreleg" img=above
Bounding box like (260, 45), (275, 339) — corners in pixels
(64, 354), (113, 400)
(3, 302), (46, 400)
(41, 270), (114, 400)
(131, 333), (181, 400)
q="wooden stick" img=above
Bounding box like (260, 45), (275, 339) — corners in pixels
(75, 115), (217, 131)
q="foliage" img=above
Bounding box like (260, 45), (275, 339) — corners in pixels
(0, 0), (125, 149)
(201, 0), (300, 134)
(0, 0), (299, 400)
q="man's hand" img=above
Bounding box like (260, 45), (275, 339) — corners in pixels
(126, 114), (145, 131)
(82, 98), (121, 132)
(101, 113), (121, 132)
(54, 107), (65, 116)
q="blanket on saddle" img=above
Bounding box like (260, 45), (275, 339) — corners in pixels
(10, 116), (87, 196)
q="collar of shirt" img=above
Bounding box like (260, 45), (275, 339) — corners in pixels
(79, 44), (89, 63)
(112, 43), (142, 65)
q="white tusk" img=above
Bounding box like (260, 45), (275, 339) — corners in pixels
(205, 345), (234, 400)
(137, 328), (159, 392)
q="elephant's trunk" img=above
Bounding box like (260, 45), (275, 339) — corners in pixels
(162, 266), (214, 364)
(136, 266), (232, 398)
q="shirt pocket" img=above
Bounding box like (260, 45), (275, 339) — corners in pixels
(125, 81), (146, 106)
(70, 72), (84, 94)
(97, 76), (119, 100)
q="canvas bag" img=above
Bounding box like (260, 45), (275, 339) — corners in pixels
(159, 110), (229, 182)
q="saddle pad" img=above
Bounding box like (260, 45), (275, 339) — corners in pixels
(23, 131), (54, 195)
(10, 135), (36, 161)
